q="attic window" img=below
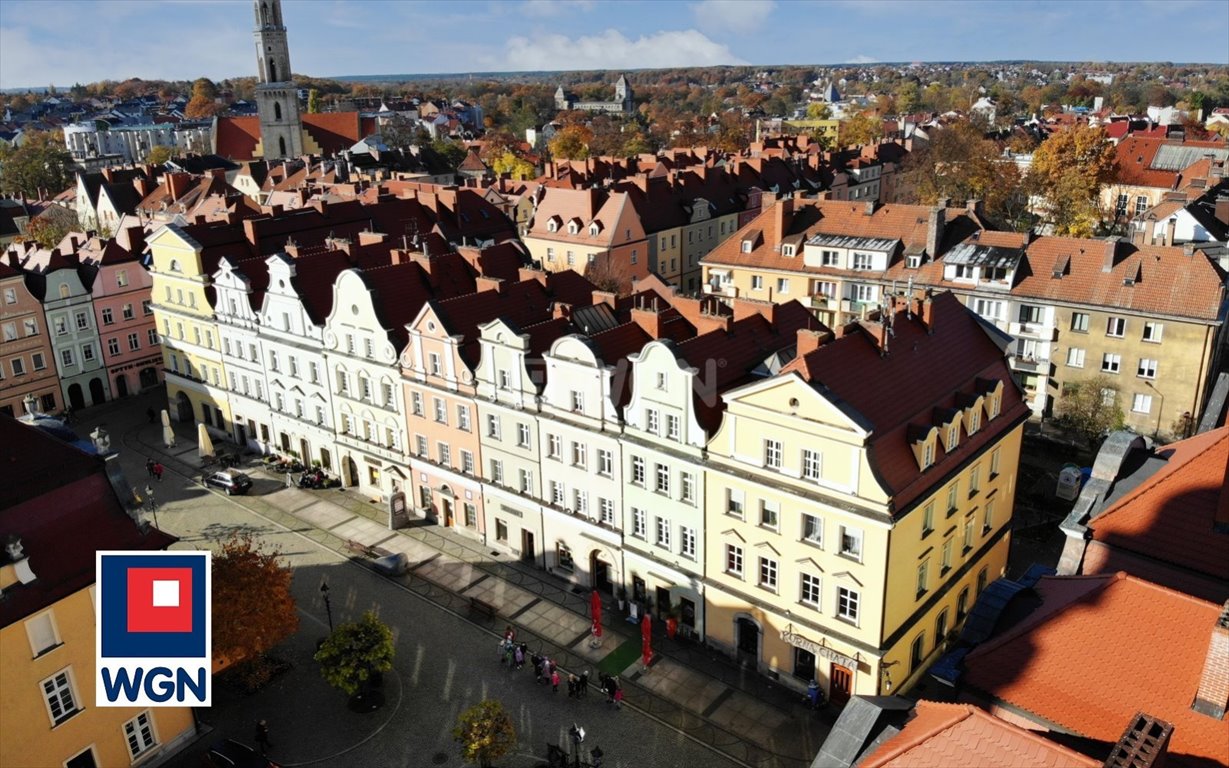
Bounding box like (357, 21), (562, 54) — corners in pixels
(589, 223), (600, 236)
(546, 219), (559, 233)
(906, 254), (922, 269)
(567, 221), (579, 235)
(782, 244), (796, 257)
(945, 420), (960, 453)
(741, 240), (753, 253)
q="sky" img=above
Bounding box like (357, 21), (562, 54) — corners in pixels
(1, 0), (1227, 90)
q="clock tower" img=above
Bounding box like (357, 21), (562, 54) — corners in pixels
(253, 0), (302, 159)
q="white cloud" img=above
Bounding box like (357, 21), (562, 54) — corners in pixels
(480, 28), (747, 71)
(847, 54), (877, 64)
(691, 0), (776, 31)
(521, 0), (596, 17)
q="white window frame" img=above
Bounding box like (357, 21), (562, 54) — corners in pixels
(837, 586), (860, 624)
(758, 556), (778, 590)
(41, 668), (80, 726)
(839, 526), (863, 561)
(801, 573), (821, 607)
(726, 543), (743, 576)
(123, 710), (159, 760)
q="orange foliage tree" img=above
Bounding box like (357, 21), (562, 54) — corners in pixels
(212, 533), (298, 671)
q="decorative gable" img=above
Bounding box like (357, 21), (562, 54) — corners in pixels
(934, 406), (962, 454)
(955, 392), (985, 436)
(976, 378), (1004, 421)
(909, 423), (939, 471)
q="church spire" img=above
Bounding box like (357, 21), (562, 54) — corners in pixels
(252, 0), (302, 159)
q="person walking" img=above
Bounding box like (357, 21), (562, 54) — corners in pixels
(534, 655), (545, 683)
(614, 685), (624, 710)
(513, 644), (525, 670)
(146, 407), (156, 424)
(603, 674), (617, 704)
(254, 719), (273, 754)
(550, 668), (561, 694)
(152, 462), (164, 482)
(578, 670), (589, 698)
(146, 458), (156, 478)
(566, 673), (577, 698)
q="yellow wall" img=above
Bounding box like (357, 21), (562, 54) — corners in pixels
(0, 588), (196, 768)
(653, 226), (683, 284)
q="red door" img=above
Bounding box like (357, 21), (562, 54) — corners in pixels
(830, 664), (852, 706)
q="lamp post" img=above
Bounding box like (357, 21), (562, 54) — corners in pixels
(320, 579), (334, 633)
(143, 485), (160, 530)
(1145, 381), (1164, 438)
(881, 661), (899, 694)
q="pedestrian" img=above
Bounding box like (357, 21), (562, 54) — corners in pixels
(153, 462), (164, 482)
(614, 685), (624, 710)
(807, 679), (820, 710)
(548, 658), (557, 676)
(551, 668), (560, 693)
(503, 625), (515, 645)
(603, 674), (616, 704)
(567, 673), (578, 698)
(254, 719), (272, 754)
(146, 407), (156, 424)
(285, 471), (293, 488)
(513, 644), (525, 670)
(578, 670), (589, 698)
(146, 458), (156, 478)
(534, 655), (545, 683)
(503, 642), (514, 667)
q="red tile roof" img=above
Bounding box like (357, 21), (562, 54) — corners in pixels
(214, 113), (368, 161)
(861, 701), (1099, 768)
(784, 292), (1029, 512)
(1089, 426), (1229, 583)
(1113, 137), (1179, 189)
(962, 573), (1229, 768)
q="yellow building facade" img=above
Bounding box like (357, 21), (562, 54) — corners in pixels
(147, 225), (232, 431)
(0, 587), (197, 768)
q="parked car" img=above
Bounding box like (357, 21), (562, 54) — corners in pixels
(204, 471), (254, 495)
(203, 739), (278, 768)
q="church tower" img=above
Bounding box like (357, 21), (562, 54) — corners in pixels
(253, 0), (302, 159)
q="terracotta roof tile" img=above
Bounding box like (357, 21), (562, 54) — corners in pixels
(861, 701), (1099, 768)
(962, 573), (1229, 768)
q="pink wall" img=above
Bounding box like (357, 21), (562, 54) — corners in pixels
(91, 260), (163, 395)
(1, 273), (60, 416)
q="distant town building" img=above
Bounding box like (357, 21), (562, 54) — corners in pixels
(554, 75), (634, 115)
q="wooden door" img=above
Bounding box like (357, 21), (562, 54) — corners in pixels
(830, 663), (852, 706)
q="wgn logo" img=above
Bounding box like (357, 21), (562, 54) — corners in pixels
(96, 551), (211, 707)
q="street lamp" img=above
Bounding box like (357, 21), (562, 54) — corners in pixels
(143, 485), (160, 530)
(320, 579), (334, 633)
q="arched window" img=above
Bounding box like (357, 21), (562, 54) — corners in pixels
(268, 61), (277, 82)
(278, 136), (287, 157)
(274, 101), (282, 121)
(260, 2), (268, 25)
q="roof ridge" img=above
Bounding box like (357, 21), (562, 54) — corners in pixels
(1094, 426), (1229, 524)
(964, 573), (1119, 662)
(861, 702), (973, 767)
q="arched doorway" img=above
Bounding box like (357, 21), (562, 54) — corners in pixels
(115, 374), (129, 398)
(342, 456), (358, 487)
(174, 391), (192, 422)
(438, 485), (454, 527)
(589, 551), (613, 594)
(88, 377), (105, 405)
(139, 367), (158, 389)
(68, 383), (85, 410)
(735, 616), (760, 668)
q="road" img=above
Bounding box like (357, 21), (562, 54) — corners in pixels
(81, 391), (743, 768)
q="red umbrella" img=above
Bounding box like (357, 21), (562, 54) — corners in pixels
(590, 590), (603, 638)
(641, 612), (653, 667)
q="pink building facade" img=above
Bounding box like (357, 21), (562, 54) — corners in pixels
(0, 262), (60, 417)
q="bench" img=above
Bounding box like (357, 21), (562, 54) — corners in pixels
(468, 596), (498, 619)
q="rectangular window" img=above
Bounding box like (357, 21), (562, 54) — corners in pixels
(922, 502), (935, 536)
(496, 520), (508, 542)
(1106, 316), (1126, 337)
(1137, 358), (1157, 379)
(633, 508), (647, 539)
(547, 433), (561, 458)
(574, 490), (588, 515)
(518, 424), (532, 448)
(41, 669), (79, 725)
(801, 573), (821, 607)
(31, 353), (44, 371)
(631, 456), (645, 486)
(101, 307), (114, 325)
(656, 517), (671, 548)
(487, 414), (501, 439)
(776, 278), (790, 294)
(1142, 322), (1163, 342)
(54, 316), (67, 335)
(725, 544), (743, 576)
(941, 538), (953, 572)
(22, 318), (37, 336)
(1070, 312), (1089, 332)
(680, 472), (695, 503)
(654, 463), (670, 494)
(147, 328), (158, 346)
(1066, 347), (1085, 367)
(764, 439), (782, 469)
(437, 442), (451, 467)
(550, 480), (565, 506)
(751, 275), (763, 290)
(519, 468), (532, 493)
(802, 449), (822, 480)
(289, 356), (299, 377)
(852, 252), (873, 270)
(60, 349), (74, 367)
(75, 311), (89, 330)
(963, 516), (975, 551)
(802, 513), (823, 545)
(557, 542), (574, 571)
(680, 526), (696, 558)
(428, 353), (441, 375)
(124, 710), (158, 759)
(597, 449), (613, 477)
(837, 587), (860, 623)
(646, 408), (659, 434)
(1102, 353), (1121, 373)
(572, 442), (587, 468)
(983, 499), (995, 532)
(81, 344), (94, 362)
(759, 557), (778, 590)
(666, 414), (680, 440)
(970, 465), (981, 495)
(457, 406), (470, 431)
(122, 303), (134, 320)
(839, 526), (863, 560)
(977, 566), (989, 595)
(3, 287), (14, 303)
(108, 337), (120, 356)
(570, 390), (584, 412)
(760, 499), (779, 529)
(497, 370), (510, 390)
(25, 611), (60, 656)
(490, 460), (504, 485)
(143, 299), (153, 315)
(1132, 393), (1153, 414)
(916, 560), (929, 597)
(726, 488), (745, 517)
(599, 497), (616, 526)
(433, 397), (447, 423)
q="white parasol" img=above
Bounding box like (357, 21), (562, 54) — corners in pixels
(161, 409), (176, 449)
(197, 422), (214, 459)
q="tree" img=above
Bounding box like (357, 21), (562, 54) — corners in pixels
(620, 128), (653, 157)
(453, 699), (517, 768)
(212, 533), (298, 672)
(805, 102), (832, 120)
(307, 88), (321, 114)
(21, 213), (75, 249)
(840, 112), (882, 147)
(0, 130), (73, 197)
(1057, 375), (1126, 448)
(583, 252), (636, 296)
(548, 124), (593, 161)
(1028, 125), (1115, 236)
(314, 610), (395, 697)
(489, 150), (535, 180)
(185, 77), (221, 119)
(144, 145), (173, 165)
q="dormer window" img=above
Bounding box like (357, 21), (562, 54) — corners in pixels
(546, 217), (560, 233)
(946, 422), (959, 452)
(906, 254), (922, 269)
(782, 244), (796, 257)
(922, 441), (935, 469)
(567, 220), (580, 235)
(741, 240), (753, 253)
(910, 424), (938, 471)
(588, 222), (600, 236)
(968, 408), (981, 435)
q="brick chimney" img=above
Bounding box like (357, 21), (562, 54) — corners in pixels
(731, 296), (777, 324)
(1102, 236), (1121, 273)
(1163, 218), (1177, 247)
(796, 328), (830, 357)
(476, 275), (506, 294)
(1191, 600), (1229, 719)
(517, 266), (548, 286)
(591, 290), (617, 309)
(926, 206), (946, 259)
(864, 200), (877, 216)
(920, 292), (935, 333)
(774, 196), (794, 239)
(166, 172), (192, 202)
(966, 198), (984, 219)
(1102, 713), (1173, 768)
(630, 295), (666, 339)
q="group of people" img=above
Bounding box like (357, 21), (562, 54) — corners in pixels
(145, 458), (165, 481)
(498, 626), (622, 708)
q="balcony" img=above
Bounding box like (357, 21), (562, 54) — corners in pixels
(808, 294), (832, 310)
(840, 298), (874, 318)
(1011, 354), (1051, 374)
(704, 282), (737, 298)
(1008, 322), (1056, 341)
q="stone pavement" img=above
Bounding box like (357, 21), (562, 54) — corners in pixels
(100, 394), (833, 768)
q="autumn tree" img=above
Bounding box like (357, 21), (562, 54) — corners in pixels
(1028, 124), (1115, 236)
(839, 112), (882, 147)
(184, 77), (220, 119)
(490, 151), (535, 180)
(1057, 375), (1126, 448)
(453, 699), (517, 768)
(0, 130), (73, 197)
(548, 124), (593, 161)
(21, 214), (75, 249)
(583, 252), (635, 296)
(212, 533), (298, 680)
(314, 610), (395, 699)
(805, 102), (832, 120)
(620, 128), (653, 157)
(307, 88), (321, 114)
(144, 145), (173, 165)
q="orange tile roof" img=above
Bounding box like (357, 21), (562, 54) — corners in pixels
(861, 701), (1099, 768)
(215, 113), (367, 161)
(1113, 137), (1179, 189)
(1089, 426), (1229, 583)
(962, 573), (1229, 768)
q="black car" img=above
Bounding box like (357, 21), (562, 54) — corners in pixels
(203, 739), (278, 768)
(203, 471), (254, 495)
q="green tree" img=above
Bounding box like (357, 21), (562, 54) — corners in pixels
(490, 150), (535, 180)
(212, 533), (298, 681)
(453, 699), (517, 768)
(1057, 375), (1126, 448)
(144, 145), (173, 165)
(839, 112), (882, 146)
(314, 610), (395, 697)
(0, 130), (73, 197)
(620, 128), (653, 157)
(548, 124), (593, 161)
(805, 102), (831, 120)
(307, 88), (321, 114)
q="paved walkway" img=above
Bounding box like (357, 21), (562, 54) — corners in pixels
(110, 400), (833, 768)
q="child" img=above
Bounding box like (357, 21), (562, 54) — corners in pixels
(551, 668), (561, 693)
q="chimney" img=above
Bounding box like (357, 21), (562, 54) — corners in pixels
(1102, 236), (1121, 272)
(358, 230), (386, 247)
(1102, 713), (1173, 768)
(591, 290), (617, 309)
(920, 292), (935, 333)
(966, 198), (984, 219)
(166, 172), (192, 201)
(1215, 196), (1229, 226)
(1163, 218), (1177, 247)
(476, 275), (506, 294)
(796, 328), (830, 357)
(630, 297), (665, 339)
(517, 266), (547, 287)
(1183, 242), (1197, 258)
(926, 206), (946, 259)
(1192, 600), (1229, 719)
(864, 200), (877, 216)
(731, 296), (778, 324)
(774, 196), (794, 238)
